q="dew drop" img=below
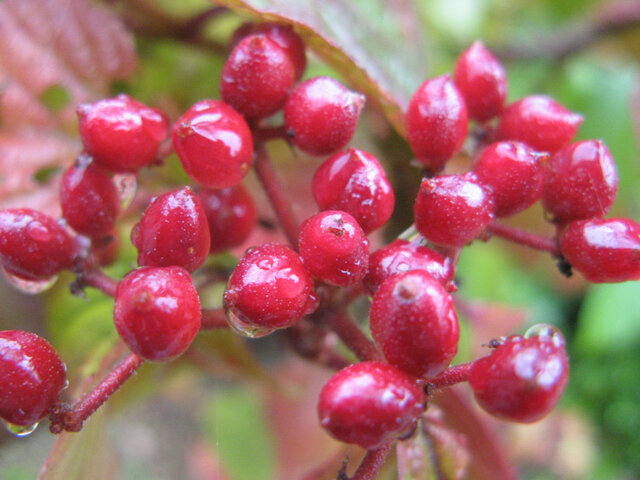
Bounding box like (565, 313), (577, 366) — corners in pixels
(225, 307), (274, 338)
(2, 419), (38, 437)
(2, 268), (57, 294)
(525, 323), (564, 348)
(113, 173), (137, 209)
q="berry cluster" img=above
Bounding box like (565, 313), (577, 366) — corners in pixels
(0, 23), (636, 477)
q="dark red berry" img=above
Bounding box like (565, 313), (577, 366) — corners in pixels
(414, 173), (495, 247)
(454, 41), (507, 122)
(223, 244), (317, 335)
(0, 209), (76, 280)
(469, 325), (569, 423)
(495, 95), (582, 153)
(318, 361), (424, 449)
(221, 34), (296, 122)
(311, 148), (395, 234)
(284, 77), (365, 156)
(0, 330), (67, 427)
(114, 266), (202, 362)
(173, 100), (254, 189)
(560, 217), (640, 283)
(60, 158), (119, 238)
(364, 239), (453, 294)
(542, 140), (617, 223)
(131, 187), (210, 272)
(370, 270), (459, 378)
(405, 75), (468, 171)
(77, 94), (169, 173)
(473, 141), (546, 218)
(197, 184), (257, 254)
(298, 210), (369, 287)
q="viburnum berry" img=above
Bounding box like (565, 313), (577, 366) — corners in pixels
(0, 330), (67, 427)
(370, 270), (459, 378)
(173, 100), (253, 189)
(454, 41), (507, 122)
(197, 184), (257, 254)
(542, 140), (617, 223)
(220, 34), (296, 122)
(469, 325), (569, 423)
(311, 148), (395, 234)
(318, 361), (425, 449)
(77, 94), (169, 173)
(495, 95), (583, 153)
(364, 239), (453, 294)
(60, 157), (119, 238)
(298, 210), (369, 287)
(414, 173), (495, 247)
(284, 76), (365, 156)
(405, 75), (468, 171)
(473, 141), (546, 218)
(223, 243), (317, 336)
(560, 217), (640, 283)
(0, 209), (76, 281)
(114, 266), (202, 362)
(131, 187), (210, 272)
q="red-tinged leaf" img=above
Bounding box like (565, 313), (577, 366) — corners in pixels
(212, 0), (431, 136)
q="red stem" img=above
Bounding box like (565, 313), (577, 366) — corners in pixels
(325, 311), (383, 363)
(82, 269), (118, 297)
(426, 362), (473, 391)
(252, 125), (288, 144)
(486, 222), (560, 256)
(200, 308), (229, 330)
(347, 442), (394, 480)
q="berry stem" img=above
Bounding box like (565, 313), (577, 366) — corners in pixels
(345, 442), (394, 480)
(252, 125), (288, 144)
(486, 222), (560, 256)
(253, 146), (300, 248)
(324, 311), (383, 363)
(425, 362), (473, 391)
(200, 308), (229, 330)
(81, 268), (118, 297)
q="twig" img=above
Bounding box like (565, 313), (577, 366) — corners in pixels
(485, 222), (560, 256)
(323, 311), (383, 363)
(343, 442), (393, 480)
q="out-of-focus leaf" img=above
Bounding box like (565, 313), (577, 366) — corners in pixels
(212, 0), (431, 136)
(424, 409), (470, 480)
(397, 426), (435, 480)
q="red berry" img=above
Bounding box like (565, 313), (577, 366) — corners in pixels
(364, 239), (453, 294)
(0, 331), (66, 427)
(414, 173), (495, 247)
(0, 209), (76, 280)
(197, 184), (257, 254)
(405, 75), (468, 171)
(469, 325), (569, 423)
(223, 244), (317, 334)
(77, 94), (169, 173)
(542, 140), (617, 223)
(318, 361), (424, 449)
(473, 141), (546, 218)
(131, 187), (210, 272)
(173, 100), (254, 189)
(221, 34), (296, 122)
(495, 95), (582, 153)
(311, 148), (395, 234)
(60, 158), (119, 238)
(370, 270), (459, 378)
(284, 77), (365, 156)
(114, 266), (202, 362)
(298, 210), (369, 287)
(560, 217), (640, 283)
(454, 41), (507, 122)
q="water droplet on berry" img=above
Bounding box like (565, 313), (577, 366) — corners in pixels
(225, 307), (275, 338)
(2, 419), (38, 437)
(304, 291), (319, 315)
(524, 323), (565, 348)
(112, 173), (137, 209)
(2, 268), (57, 294)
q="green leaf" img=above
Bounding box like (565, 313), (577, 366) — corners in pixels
(38, 85), (72, 112)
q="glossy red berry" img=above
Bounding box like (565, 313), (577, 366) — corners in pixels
(414, 173), (495, 247)
(173, 100), (254, 189)
(131, 187), (210, 272)
(318, 361), (425, 449)
(114, 266), (202, 362)
(311, 148), (395, 234)
(560, 218), (640, 283)
(470, 325), (569, 423)
(454, 41), (507, 122)
(473, 141), (546, 217)
(60, 158), (119, 238)
(284, 77), (365, 156)
(0, 209), (76, 280)
(77, 94), (169, 173)
(0, 330), (67, 427)
(364, 239), (453, 294)
(495, 95), (582, 153)
(542, 140), (617, 223)
(197, 184), (257, 254)
(221, 34), (296, 122)
(298, 210), (369, 287)
(405, 75), (468, 171)
(370, 270), (459, 378)
(223, 244), (317, 335)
